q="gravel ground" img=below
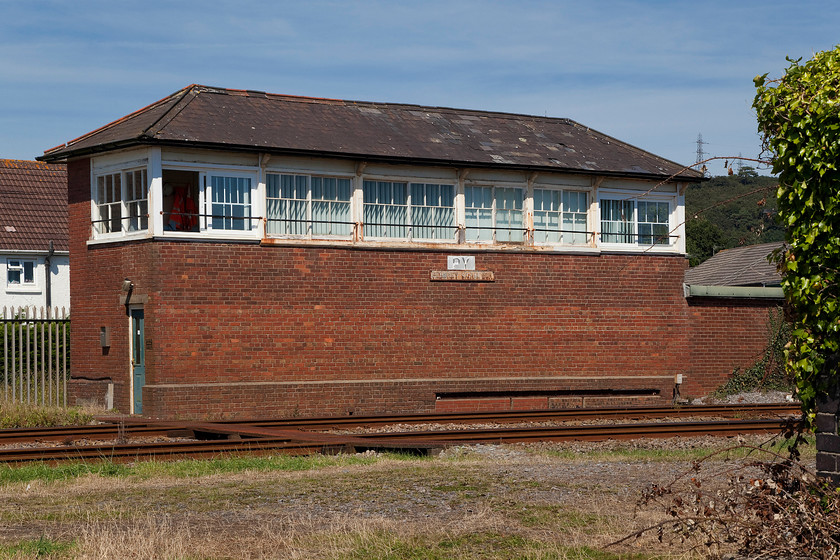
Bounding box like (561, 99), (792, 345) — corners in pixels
(690, 390), (795, 405)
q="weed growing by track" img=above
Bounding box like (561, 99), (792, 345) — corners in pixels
(0, 535), (72, 558)
(0, 400), (95, 429)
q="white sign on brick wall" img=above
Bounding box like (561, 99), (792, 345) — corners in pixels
(447, 256), (475, 270)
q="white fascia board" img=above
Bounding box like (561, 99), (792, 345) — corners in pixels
(0, 250), (69, 256)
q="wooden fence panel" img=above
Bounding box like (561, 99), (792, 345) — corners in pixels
(1, 306), (70, 406)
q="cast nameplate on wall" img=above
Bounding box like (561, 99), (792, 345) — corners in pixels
(430, 270), (495, 282)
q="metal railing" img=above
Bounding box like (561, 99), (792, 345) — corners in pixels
(1, 306), (70, 406)
(101, 212), (677, 247)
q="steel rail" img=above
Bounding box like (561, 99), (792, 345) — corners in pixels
(102, 403), (800, 431)
(0, 417), (802, 464)
(0, 403), (799, 446)
(346, 418), (797, 443)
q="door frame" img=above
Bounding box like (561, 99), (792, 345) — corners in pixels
(128, 305), (145, 415)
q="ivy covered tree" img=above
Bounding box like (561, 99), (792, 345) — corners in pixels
(754, 47), (840, 422)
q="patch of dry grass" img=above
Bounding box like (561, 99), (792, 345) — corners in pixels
(0, 441), (804, 559)
(0, 399), (99, 428)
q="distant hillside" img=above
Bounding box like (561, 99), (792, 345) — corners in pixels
(684, 168), (784, 266)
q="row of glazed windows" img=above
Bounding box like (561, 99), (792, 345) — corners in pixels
(92, 169), (674, 246)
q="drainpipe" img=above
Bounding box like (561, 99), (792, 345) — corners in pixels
(45, 240), (54, 310)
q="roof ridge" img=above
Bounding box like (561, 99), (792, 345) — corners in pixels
(193, 84), (579, 124)
(0, 159), (61, 168)
(142, 85), (202, 137)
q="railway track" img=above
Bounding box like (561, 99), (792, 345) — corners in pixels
(0, 403), (800, 446)
(0, 404), (803, 463)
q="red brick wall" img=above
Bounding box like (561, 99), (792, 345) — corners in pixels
(685, 298), (782, 396)
(66, 158), (780, 418)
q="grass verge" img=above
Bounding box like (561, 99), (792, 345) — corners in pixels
(0, 452), (380, 486)
(0, 400), (96, 429)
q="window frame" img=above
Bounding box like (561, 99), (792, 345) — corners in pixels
(6, 259), (37, 291)
(92, 167), (149, 239)
(464, 184), (525, 244)
(266, 172), (354, 239)
(598, 192), (675, 249)
(199, 170), (259, 235)
(532, 187), (590, 246)
(362, 179), (457, 242)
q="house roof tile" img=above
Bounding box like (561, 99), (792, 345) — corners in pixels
(684, 242), (784, 287)
(0, 159), (68, 252)
(39, 85), (703, 182)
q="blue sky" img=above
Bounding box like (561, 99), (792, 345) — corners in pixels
(1, 0), (838, 174)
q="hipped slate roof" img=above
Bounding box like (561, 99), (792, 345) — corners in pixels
(684, 242), (784, 287)
(39, 85), (703, 182)
(0, 159), (68, 252)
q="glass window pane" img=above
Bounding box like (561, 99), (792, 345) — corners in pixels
(311, 176), (323, 200)
(495, 188), (523, 242)
(601, 199), (635, 244)
(364, 181), (408, 238)
(411, 183), (454, 241)
(534, 189), (561, 244)
(465, 186), (493, 241)
(211, 176), (252, 231)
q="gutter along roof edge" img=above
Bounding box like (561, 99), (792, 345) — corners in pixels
(684, 284), (784, 299)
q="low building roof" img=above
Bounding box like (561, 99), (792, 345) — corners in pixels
(684, 242), (784, 287)
(0, 159), (68, 253)
(39, 85), (703, 182)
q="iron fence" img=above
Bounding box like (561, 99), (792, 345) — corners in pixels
(1, 306), (70, 406)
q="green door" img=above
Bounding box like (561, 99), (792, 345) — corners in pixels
(130, 308), (145, 414)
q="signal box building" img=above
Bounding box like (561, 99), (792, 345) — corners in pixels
(40, 84), (720, 418)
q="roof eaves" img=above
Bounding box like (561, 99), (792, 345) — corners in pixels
(37, 85), (199, 162)
(37, 138), (160, 163)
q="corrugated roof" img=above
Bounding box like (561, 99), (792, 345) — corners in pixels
(684, 242), (784, 287)
(40, 85), (703, 182)
(0, 159), (68, 252)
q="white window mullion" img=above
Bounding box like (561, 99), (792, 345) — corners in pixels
(306, 176), (313, 237)
(149, 148), (163, 236)
(406, 186), (413, 241)
(199, 172), (208, 231)
(119, 170), (129, 233)
(491, 187), (497, 243)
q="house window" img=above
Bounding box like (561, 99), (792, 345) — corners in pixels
(207, 175), (253, 231)
(93, 168), (148, 235)
(465, 186), (524, 242)
(95, 173), (122, 234)
(533, 189), (588, 244)
(266, 174), (352, 237)
(7, 260), (34, 286)
(600, 198), (671, 245)
(362, 181), (455, 240)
